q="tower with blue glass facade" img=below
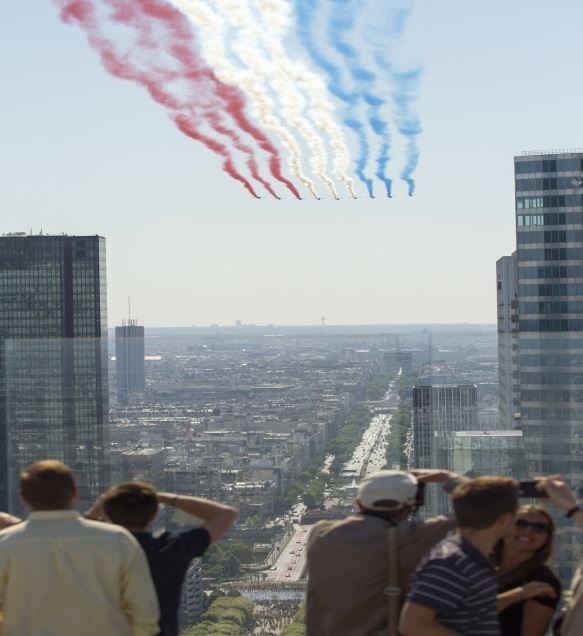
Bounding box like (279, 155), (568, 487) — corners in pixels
(512, 150), (583, 581)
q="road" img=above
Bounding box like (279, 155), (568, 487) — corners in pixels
(264, 525), (309, 582)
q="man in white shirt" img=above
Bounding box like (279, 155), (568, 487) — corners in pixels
(0, 460), (160, 636)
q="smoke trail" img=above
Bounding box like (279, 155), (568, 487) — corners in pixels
(328, 0), (394, 197)
(256, 0), (356, 199)
(56, 0), (260, 197)
(116, 0), (287, 199)
(295, 0), (374, 197)
(221, 0), (337, 199)
(174, 0), (317, 199)
(367, 0), (422, 195)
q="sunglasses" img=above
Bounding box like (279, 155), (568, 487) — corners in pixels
(515, 518), (550, 534)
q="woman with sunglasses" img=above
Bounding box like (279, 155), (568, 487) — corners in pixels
(496, 506), (561, 636)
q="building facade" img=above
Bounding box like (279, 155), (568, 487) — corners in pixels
(496, 253), (520, 428)
(115, 321), (145, 405)
(413, 383), (478, 516)
(513, 150), (583, 581)
(0, 234), (109, 512)
(413, 383), (478, 469)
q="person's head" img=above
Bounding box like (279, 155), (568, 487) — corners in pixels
(496, 505), (555, 587)
(20, 460), (77, 511)
(453, 476), (518, 537)
(356, 470), (418, 519)
(102, 481), (158, 530)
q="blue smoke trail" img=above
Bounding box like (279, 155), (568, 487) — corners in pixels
(295, 0), (374, 197)
(328, 0), (402, 197)
(369, 1), (422, 195)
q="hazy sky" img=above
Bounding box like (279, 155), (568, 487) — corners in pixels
(2, 1), (582, 327)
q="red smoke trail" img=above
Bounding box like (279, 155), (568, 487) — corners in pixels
(57, 0), (260, 198)
(132, 0), (301, 199)
(106, 0), (280, 199)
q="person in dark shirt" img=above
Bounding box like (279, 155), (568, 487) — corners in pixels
(87, 482), (237, 636)
(496, 506), (561, 636)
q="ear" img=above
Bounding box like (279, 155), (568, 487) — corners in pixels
(355, 499), (365, 512)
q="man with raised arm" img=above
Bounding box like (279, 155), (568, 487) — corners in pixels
(306, 469), (461, 635)
(0, 461), (160, 636)
(87, 481), (238, 636)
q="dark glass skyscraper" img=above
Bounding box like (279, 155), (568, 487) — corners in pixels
(0, 234), (109, 513)
(115, 321), (145, 405)
(513, 150), (583, 581)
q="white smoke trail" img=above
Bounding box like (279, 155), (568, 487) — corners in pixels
(213, 0), (336, 199)
(218, 0), (344, 199)
(173, 0), (318, 198)
(255, 0), (356, 199)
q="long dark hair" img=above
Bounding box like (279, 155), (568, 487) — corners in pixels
(495, 505), (555, 589)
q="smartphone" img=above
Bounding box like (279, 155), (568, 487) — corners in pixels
(518, 480), (546, 498)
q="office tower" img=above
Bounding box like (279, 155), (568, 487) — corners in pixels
(0, 234), (109, 513)
(413, 383), (478, 469)
(115, 321), (145, 404)
(513, 150), (583, 581)
(496, 253), (519, 428)
(413, 383), (478, 515)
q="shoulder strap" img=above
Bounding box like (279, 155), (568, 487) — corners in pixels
(385, 525), (401, 636)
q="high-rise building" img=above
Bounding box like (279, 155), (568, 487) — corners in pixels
(413, 383), (478, 470)
(511, 149), (583, 581)
(115, 321), (145, 404)
(496, 253), (520, 428)
(413, 383), (478, 515)
(0, 234), (109, 513)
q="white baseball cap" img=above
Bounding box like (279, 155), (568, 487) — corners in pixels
(358, 470), (418, 511)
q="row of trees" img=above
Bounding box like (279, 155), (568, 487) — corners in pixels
(182, 594), (254, 635)
(384, 373), (417, 470)
(202, 540), (257, 580)
(328, 406), (372, 476)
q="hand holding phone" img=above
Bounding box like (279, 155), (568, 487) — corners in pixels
(518, 480), (547, 499)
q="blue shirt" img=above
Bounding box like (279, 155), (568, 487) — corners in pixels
(408, 535), (500, 635)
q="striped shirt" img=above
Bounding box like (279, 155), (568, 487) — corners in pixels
(408, 535), (500, 635)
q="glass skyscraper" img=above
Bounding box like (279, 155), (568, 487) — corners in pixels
(513, 150), (583, 581)
(0, 234), (109, 513)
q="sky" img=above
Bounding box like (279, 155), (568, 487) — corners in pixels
(1, 1), (582, 327)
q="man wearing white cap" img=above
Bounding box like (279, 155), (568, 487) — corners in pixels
(306, 469), (460, 636)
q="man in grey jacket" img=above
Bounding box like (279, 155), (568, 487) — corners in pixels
(306, 469), (460, 636)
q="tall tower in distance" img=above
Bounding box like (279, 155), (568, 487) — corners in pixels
(0, 234), (110, 513)
(512, 150), (583, 582)
(115, 300), (145, 405)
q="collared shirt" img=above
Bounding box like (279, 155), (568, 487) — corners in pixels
(0, 510), (160, 636)
(408, 535), (500, 636)
(307, 512), (455, 635)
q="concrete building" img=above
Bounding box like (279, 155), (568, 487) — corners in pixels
(512, 149), (583, 581)
(115, 321), (145, 405)
(496, 253), (520, 428)
(122, 448), (166, 490)
(0, 234), (109, 513)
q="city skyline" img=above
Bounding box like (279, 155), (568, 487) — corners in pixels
(2, 2), (582, 326)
